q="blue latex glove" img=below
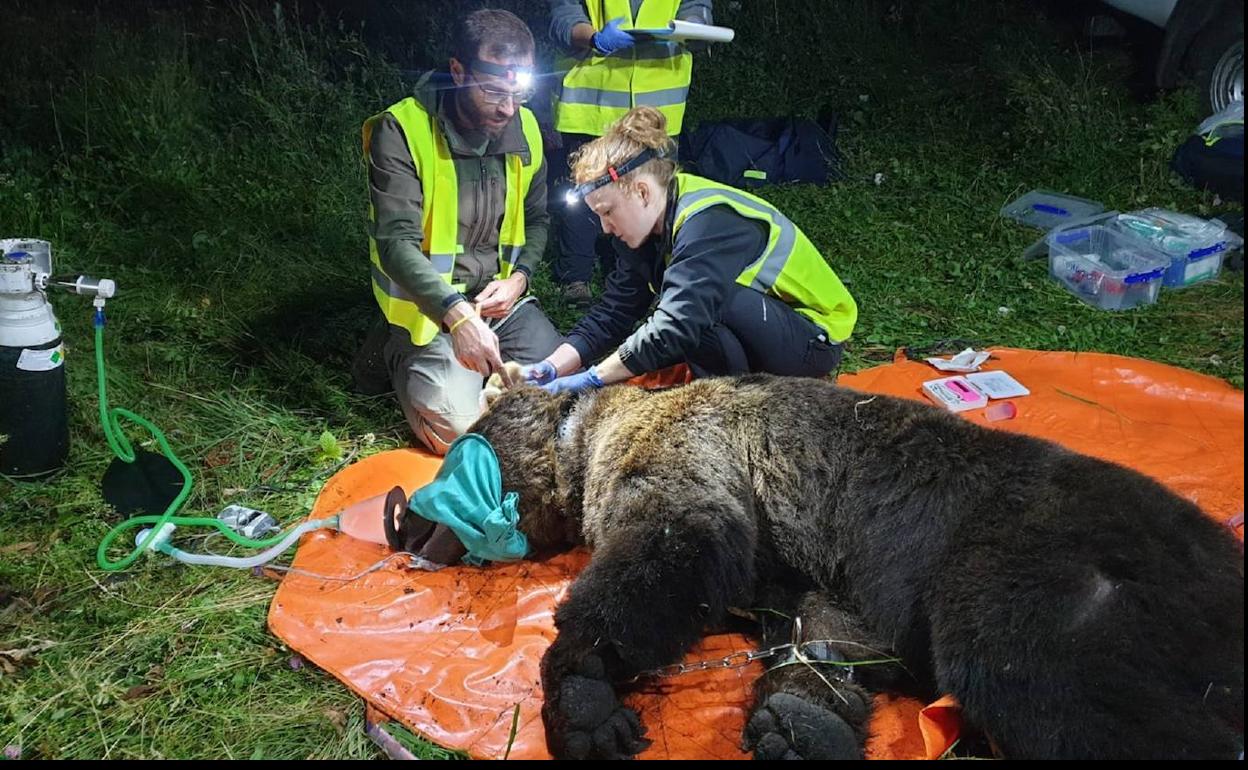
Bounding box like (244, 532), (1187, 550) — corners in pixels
(521, 360), (558, 386)
(542, 366), (605, 395)
(592, 17), (636, 55)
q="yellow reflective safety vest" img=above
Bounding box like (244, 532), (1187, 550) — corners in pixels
(363, 97), (543, 346)
(554, 0), (692, 136)
(670, 174), (858, 342)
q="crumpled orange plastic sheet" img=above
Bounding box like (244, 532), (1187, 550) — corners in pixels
(268, 349), (1244, 759)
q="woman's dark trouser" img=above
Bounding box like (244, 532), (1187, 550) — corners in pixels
(686, 285), (842, 379)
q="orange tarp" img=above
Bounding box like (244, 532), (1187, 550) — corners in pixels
(268, 349), (1244, 759)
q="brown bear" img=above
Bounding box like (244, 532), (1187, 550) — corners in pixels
(463, 374), (1244, 760)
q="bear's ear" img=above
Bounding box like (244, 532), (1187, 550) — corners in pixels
(499, 360), (525, 389)
(480, 375), (507, 412)
(479, 362), (526, 413)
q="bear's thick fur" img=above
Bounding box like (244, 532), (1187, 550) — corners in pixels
(467, 375), (1244, 759)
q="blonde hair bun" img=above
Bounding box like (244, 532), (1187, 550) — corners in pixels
(571, 106), (678, 188)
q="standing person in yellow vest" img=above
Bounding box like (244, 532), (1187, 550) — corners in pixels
(520, 106), (857, 394)
(352, 9), (564, 455)
(548, 0), (712, 307)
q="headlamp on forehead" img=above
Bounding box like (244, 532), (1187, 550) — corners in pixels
(564, 144), (671, 207)
(471, 59), (535, 91)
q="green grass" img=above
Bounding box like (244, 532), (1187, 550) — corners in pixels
(1, 0), (1241, 759)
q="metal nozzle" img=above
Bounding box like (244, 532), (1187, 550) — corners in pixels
(50, 275), (116, 298)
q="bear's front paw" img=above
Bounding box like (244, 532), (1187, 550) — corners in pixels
(543, 654), (650, 759)
(743, 692), (862, 760)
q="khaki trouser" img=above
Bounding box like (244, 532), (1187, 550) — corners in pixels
(372, 297), (563, 454)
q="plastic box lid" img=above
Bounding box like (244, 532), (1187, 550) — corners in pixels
(1001, 189), (1106, 231)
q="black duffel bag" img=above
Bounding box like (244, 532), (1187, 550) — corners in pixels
(678, 116), (843, 188)
(1171, 131), (1244, 204)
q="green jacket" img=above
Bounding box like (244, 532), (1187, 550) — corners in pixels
(366, 71), (549, 323)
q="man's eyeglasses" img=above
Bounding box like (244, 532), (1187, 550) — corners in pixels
(466, 60), (536, 106)
(469, 72), (535, 106)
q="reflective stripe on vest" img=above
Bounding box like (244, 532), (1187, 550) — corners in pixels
(670, 174), (858, 343)
(554, 0), (692, 136)
(363, 97), (542, 345)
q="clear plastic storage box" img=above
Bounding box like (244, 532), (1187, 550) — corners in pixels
(1046, 225), (1168, 310)
(1115, 209), (1243, 289)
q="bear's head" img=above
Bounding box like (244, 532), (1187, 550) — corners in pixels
(470, 381), (583, 551)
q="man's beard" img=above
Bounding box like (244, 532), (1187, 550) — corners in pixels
(455, 91), (506, 140)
